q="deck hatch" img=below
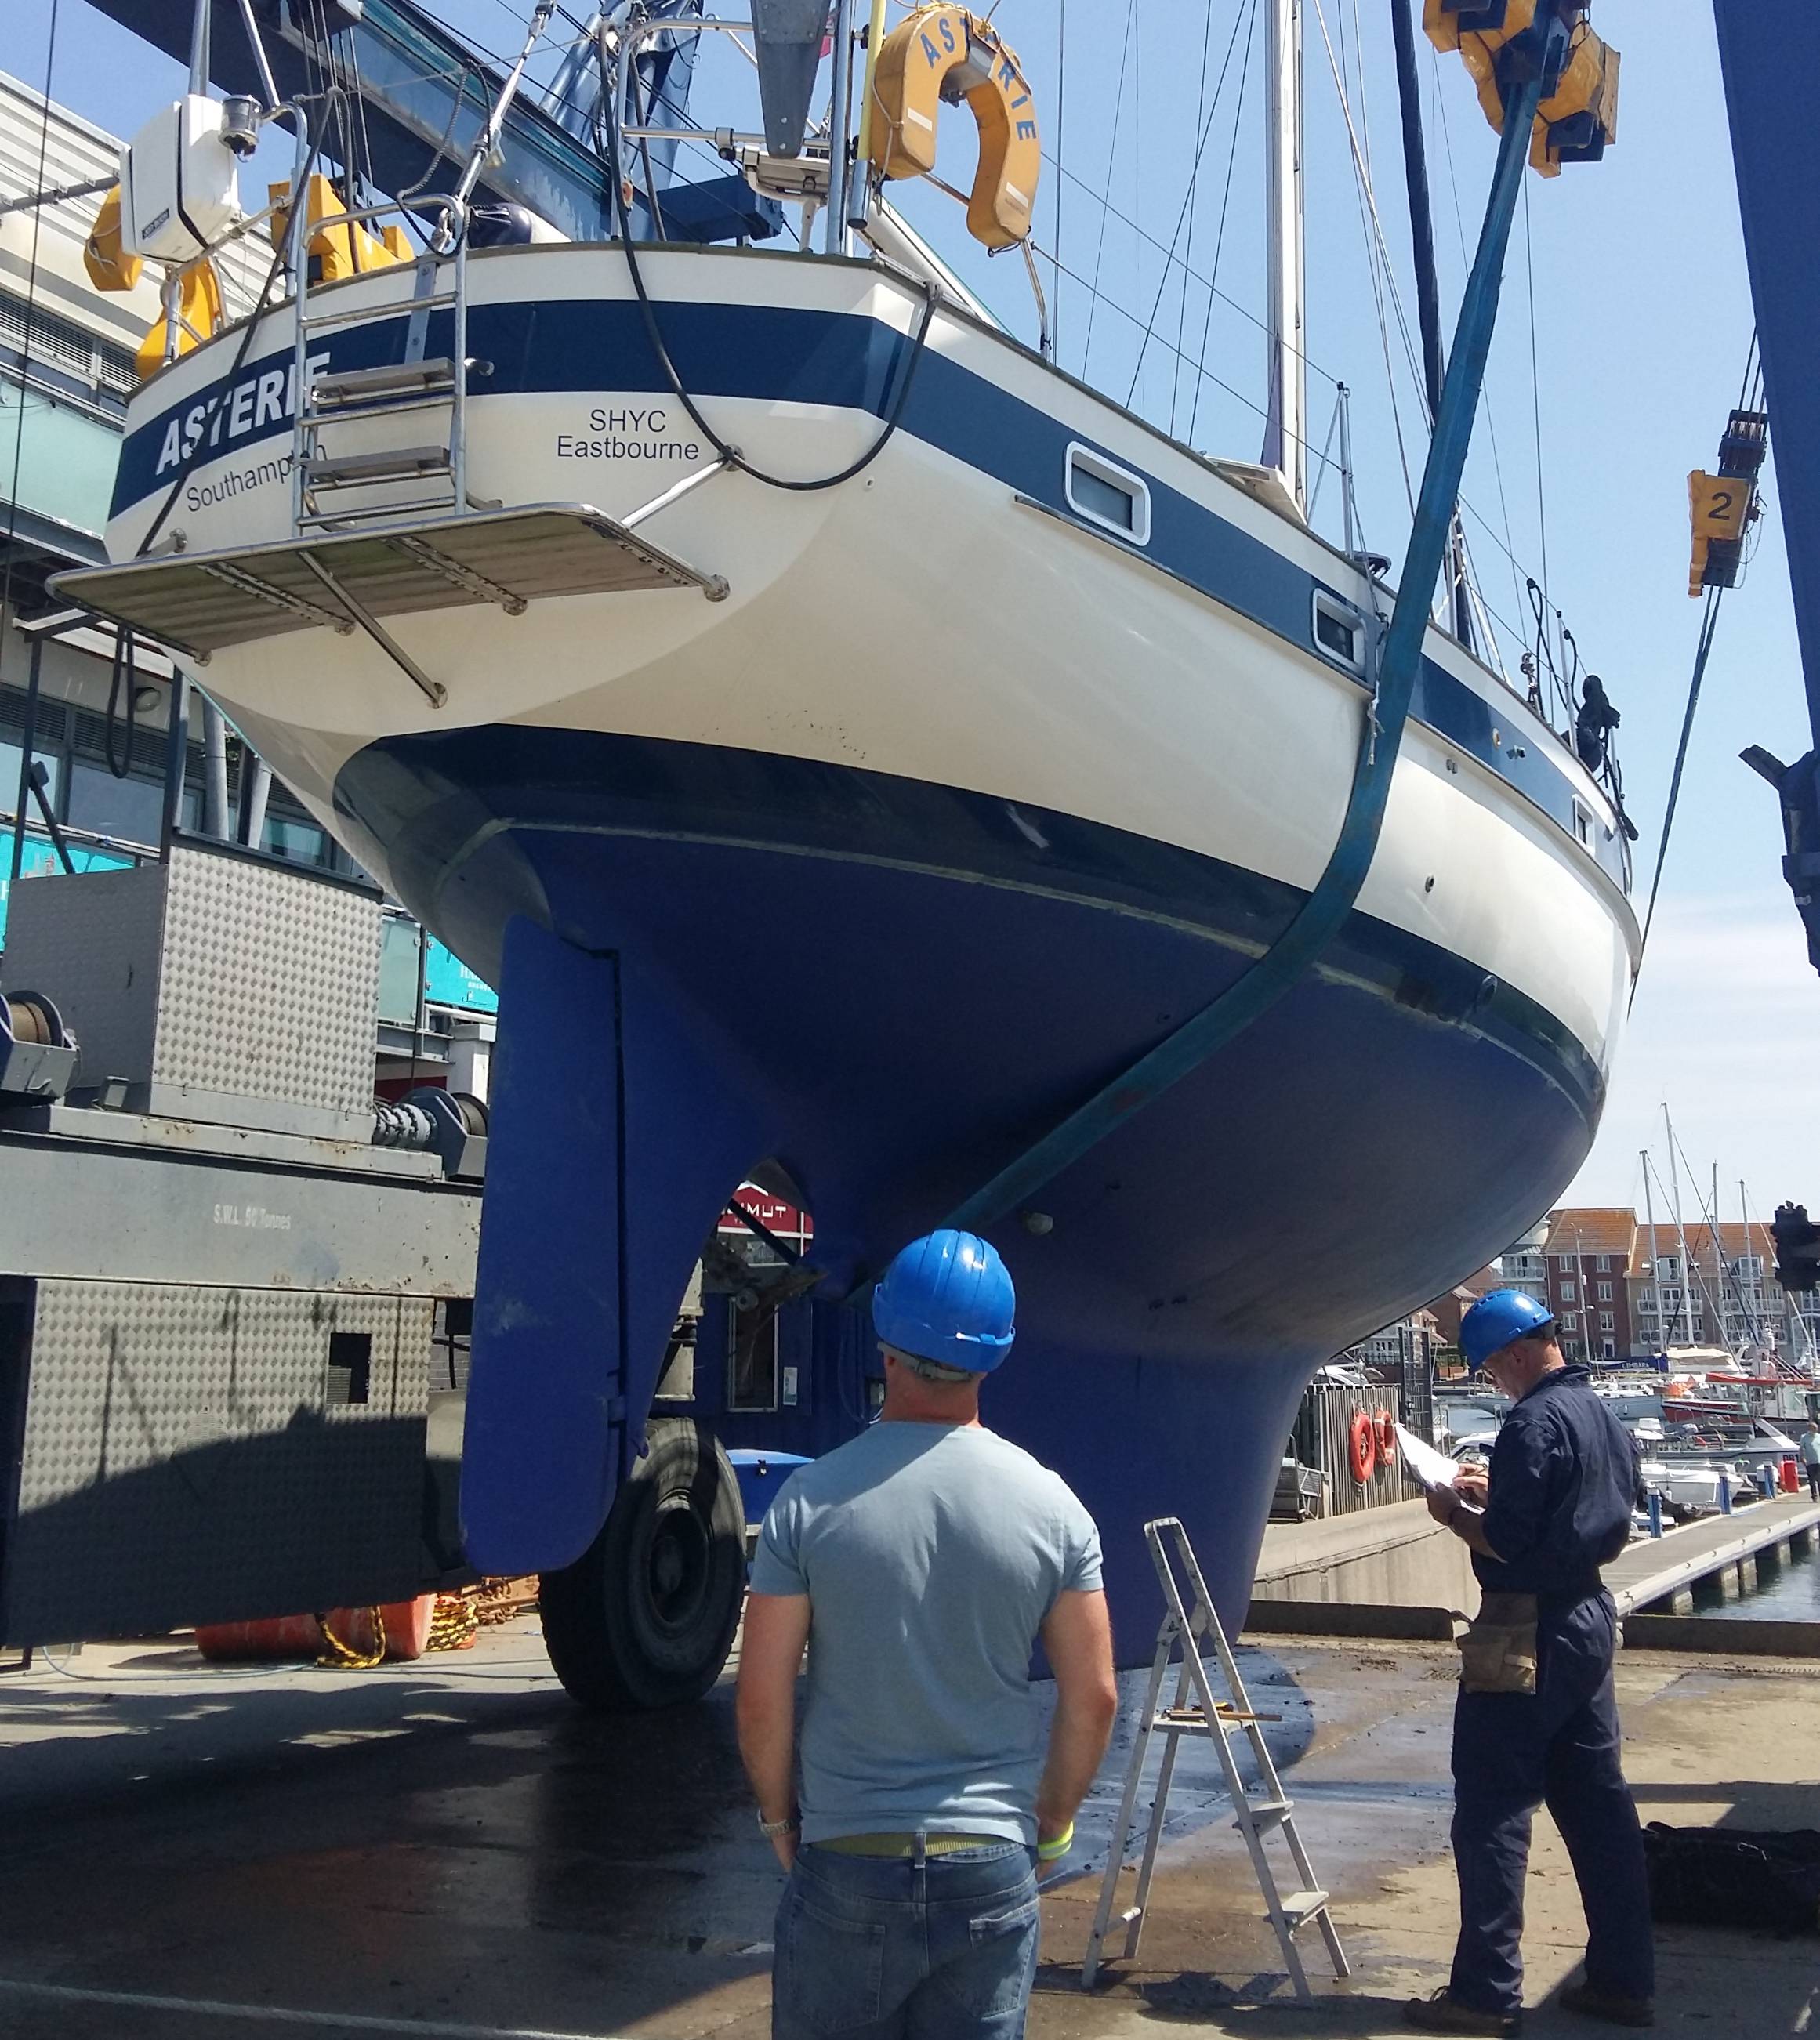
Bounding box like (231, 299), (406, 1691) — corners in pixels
(52, 504), (728, 661)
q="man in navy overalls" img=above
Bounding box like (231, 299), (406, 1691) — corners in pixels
(1405, 1290), (1655, 2035)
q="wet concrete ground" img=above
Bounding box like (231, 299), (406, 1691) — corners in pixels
(2, 1622), (1817, 2036)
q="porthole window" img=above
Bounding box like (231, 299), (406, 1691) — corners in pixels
(1311, 589), (1367, 676)
(1064, 443), (1150, 545)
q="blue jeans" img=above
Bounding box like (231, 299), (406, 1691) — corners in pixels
(771, 1839), (1040, 2038)
(1448, 1592), (1654, 2016)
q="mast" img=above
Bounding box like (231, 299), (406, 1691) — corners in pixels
(1641, 1149), (1659, 1357)
(1663, 1104), (1696, 1346)
(1263, 0), (1307, 513)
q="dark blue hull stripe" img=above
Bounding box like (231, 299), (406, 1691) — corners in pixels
(333, 725), (1607, 1127)
(117, 283), (1626, 887)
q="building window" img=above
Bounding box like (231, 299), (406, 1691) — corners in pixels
(1562, 1312), (1578, 1332)
(1561, 1281), (1576, 1302)
(1597, 1281), (1612, 1301)
(1600, 1312), (1615, 1333)
(1601, 1339), (1616, 1359)
(1741, 1256), (1763, 1279)
(1557, 1256), (1573, 1271)
(1595, 1254), (1611, 1273)
(1657, 1256), (1680, 1281)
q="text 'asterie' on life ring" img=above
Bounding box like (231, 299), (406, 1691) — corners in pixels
(865, 5), (1039, 250)
(1347, 1411), (1377, 1485)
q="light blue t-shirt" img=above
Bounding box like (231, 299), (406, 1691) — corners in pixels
(750, 1420), (1104, 1845)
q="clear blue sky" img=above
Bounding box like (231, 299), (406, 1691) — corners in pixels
(13, 0), (1815, 1232)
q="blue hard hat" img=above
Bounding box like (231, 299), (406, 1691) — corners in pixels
(1460, 1288), (1556, 1371)
(872, 1230), (1016, 1373)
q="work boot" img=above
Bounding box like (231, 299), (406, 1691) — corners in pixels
(1403, 1987), (1521, 2035)
(1561, 1984), (1655, 2028)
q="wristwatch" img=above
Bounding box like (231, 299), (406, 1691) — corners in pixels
(757, 1809), (799, 1839)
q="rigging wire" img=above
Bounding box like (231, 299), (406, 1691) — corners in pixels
(1080, 0), (1137, 383)
(1124, 0), (1253, 408)
(1311, 0), (1418, 517)
(1166, 0), (1219, 426)
(1037, 245), (1337, 474)
(1632, 585), (1726, 995)
(1053, 0), (1064, 362)
(1430, 44), (1527, 661)
(1042, 155), (1339, 392)
(1521, 176), (1558, 688)
(1185, 0), (1259, 445)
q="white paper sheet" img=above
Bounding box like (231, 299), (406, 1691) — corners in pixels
(1396, 1424), (1463, 1494)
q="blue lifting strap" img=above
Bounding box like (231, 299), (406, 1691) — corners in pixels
(944, 52), (1557, 1238)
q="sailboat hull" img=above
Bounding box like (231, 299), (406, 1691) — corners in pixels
(96, 242), (1637, 1643)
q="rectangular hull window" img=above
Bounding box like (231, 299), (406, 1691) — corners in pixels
(1065, 444), (1151, 545)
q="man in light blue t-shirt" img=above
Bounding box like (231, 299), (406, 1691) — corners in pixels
(737, 1230), (1117, 2039)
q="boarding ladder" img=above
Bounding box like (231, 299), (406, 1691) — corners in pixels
(1080, 1518), (1349, 2003)
(289, 209), (474, 534)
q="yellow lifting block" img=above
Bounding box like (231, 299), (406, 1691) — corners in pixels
(1690, 471), (1750, 544)
(269, 173), (408, 281)
(865, 4), (1039, 250)
(136, 259), (224, 380)
(83, 185), (144, 294)
(1530, 28), (1619, 176)
(1426, 2), (1616, 176)
(1688, 470), (1750, 597)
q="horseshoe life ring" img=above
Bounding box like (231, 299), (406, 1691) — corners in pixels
(1347, 1411), (1377, 1485)
(1376, 1408), (1398, 1462)
(865, 5), (1041, 249)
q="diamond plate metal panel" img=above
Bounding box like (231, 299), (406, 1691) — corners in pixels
(0, 863), (166, 1092)
(157, 846), (380, 1129)
(1, 1279), (436, 1644)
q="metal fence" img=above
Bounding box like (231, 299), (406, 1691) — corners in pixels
(1292, 1379), (1416, 1517)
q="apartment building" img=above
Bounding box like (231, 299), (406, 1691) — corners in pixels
(1542, 1208), (1637, 1362)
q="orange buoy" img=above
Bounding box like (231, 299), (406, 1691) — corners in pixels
(1348, 1410), (1377, 1484)
(1375, 1408), (1398, 1462)
(194, 1595), (436, 1664)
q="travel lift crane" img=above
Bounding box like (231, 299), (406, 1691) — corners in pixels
(1709, 7), (1820, 1335)
(1709, 5), (1820, 980)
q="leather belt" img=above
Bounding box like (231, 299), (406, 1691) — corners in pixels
(815, 1831), (1010, 1858)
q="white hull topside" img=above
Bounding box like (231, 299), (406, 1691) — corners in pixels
(103, 243), (1637, 1078)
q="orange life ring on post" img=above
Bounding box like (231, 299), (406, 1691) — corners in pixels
(1347, 1411), (1377, 1484)
(1376, 1408), (1397, 1462)
(865, 5), (1041, 249)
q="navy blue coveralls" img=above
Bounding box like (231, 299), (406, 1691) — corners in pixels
(1448, 1365), (1654, 2016)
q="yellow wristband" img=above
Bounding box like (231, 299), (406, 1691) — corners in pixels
(1036, 1822), (1074, 1861)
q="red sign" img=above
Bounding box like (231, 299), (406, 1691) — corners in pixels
(718, 1184), (814, 1243)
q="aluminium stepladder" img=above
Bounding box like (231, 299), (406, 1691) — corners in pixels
(1079, 1517), (1349, 2002)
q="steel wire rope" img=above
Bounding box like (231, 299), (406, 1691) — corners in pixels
(606, 121), (937, 492)
(0, 0), (63, 718)
(1079, 0), (1137, 382)
(1429, 43), (1527, 664)
(1187, 0), (1259, 447)
(1312, 0), (1418, 518)
(1045, 153), (1338, 394)
(1053, 0), (1064, 361)
(1631, 584), (1725, 993)
(1123, 0), (1253, 410)
(1037, 245), (1338, 476)
(1166, 0), (1218, 429)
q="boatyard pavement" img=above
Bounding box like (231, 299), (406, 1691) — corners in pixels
(1, 1623), (1815, 2037)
